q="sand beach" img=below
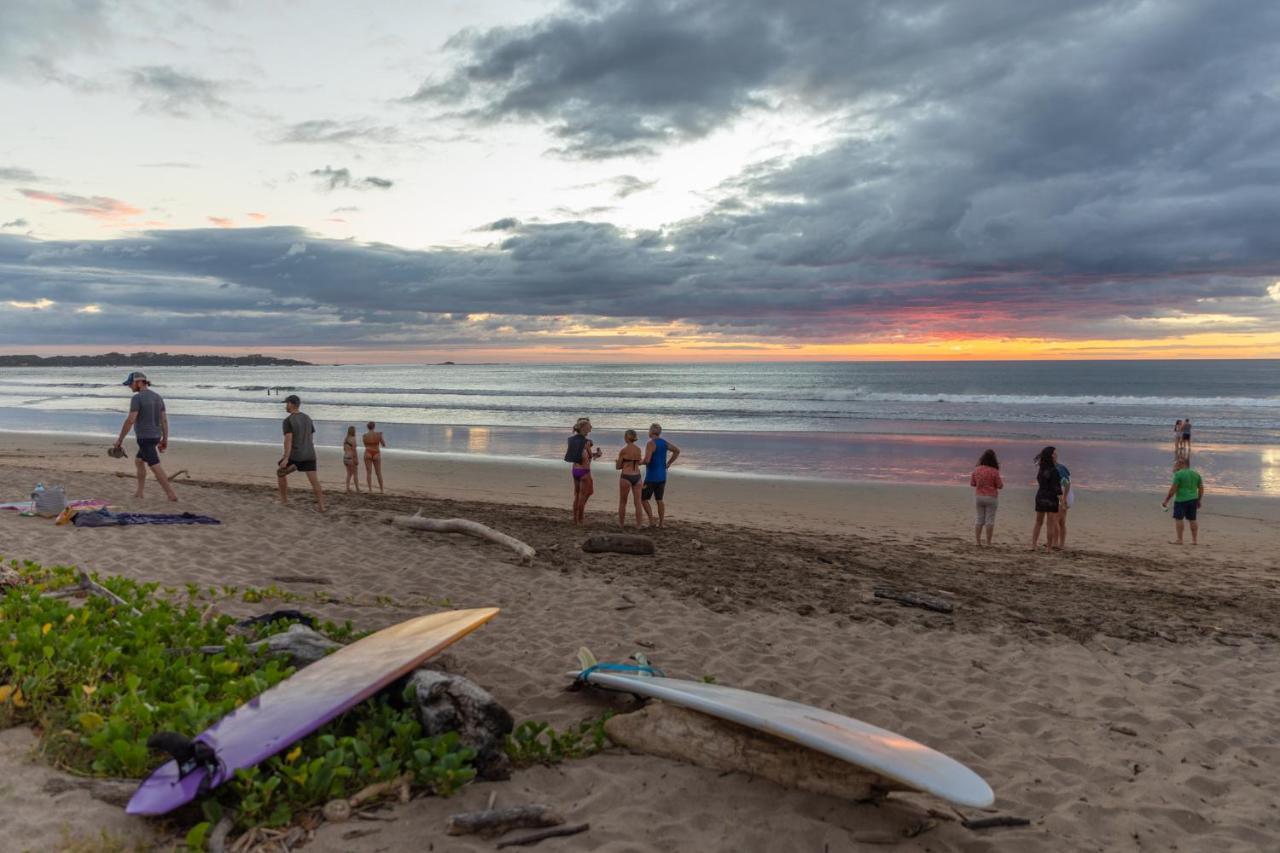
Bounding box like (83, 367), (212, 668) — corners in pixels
(2, 435), (1279, 851)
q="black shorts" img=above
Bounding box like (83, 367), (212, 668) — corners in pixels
(1034, 495), (1059, 514)
(642, 481), (666, 501)
(288, 458), (317, 473)
(1172, 499), (1198, 521)
(136, 438), (161, 466)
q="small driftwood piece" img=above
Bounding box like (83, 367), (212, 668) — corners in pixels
(496, 823), (589, 848)
(207, 814), (235, 853)
(446, 805), (564, 836)
(873, 588), (954, 614)
(962, 816), (1031, 830)
(394, 511), (535, 564)
(77, 569), (142, 616)
(582, 534), (655, 556)
(604, 702), (902, 802)
(349, 773), (412, 809)
(196, 624), (342, 667)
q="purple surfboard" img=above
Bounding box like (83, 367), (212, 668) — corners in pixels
(127, 608), (499, 815)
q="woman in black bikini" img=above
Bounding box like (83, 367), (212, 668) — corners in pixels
(616, 429), (644, 527)
(1030, 446), (1062, 550)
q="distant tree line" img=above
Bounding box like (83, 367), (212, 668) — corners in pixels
(0, 352), (312, 367)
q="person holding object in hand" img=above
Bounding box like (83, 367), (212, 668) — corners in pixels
(113, 371), (178, 502)
(277, 394), (325, 512)
(1162, 457), (1203, 545)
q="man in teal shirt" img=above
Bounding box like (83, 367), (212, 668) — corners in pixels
(1162, 458), (1204, 545)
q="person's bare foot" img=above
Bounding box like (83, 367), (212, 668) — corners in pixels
(134, 491), (144, 499)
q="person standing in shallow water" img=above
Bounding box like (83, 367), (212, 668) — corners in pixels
(342, 426), (360, 493)
(969, 449), (1003, 546)
(1030, 446), (1062, 550)
(113, 371), (178, 502)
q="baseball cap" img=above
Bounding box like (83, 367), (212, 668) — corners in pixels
(122, 371), (148, 385)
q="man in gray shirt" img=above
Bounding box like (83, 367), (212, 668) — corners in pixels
(277, 394), (325, 511)
(113, 371), (178, 501)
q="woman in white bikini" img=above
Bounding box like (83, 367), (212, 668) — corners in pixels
(343, 426), (360, 492)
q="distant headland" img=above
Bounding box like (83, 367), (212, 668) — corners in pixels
(0, 352), (313, 367)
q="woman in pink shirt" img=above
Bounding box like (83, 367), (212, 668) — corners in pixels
(970, 449), (1004, 545)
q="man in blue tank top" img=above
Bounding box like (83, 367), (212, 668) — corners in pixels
(641, 423), (681, 527)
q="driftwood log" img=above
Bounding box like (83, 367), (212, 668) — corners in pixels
(604, 702), (902, 802)
(394, 512), (536, 564)
(873, 588), (954, 614)
(77, 569), (142, 616)
(582, 534), (655, 556)
(446, 805), (564, 837)
(410, 670), (515, 780)
(198, 623), (341, 667)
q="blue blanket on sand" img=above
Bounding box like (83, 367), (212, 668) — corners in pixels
(73, 510), (222, 527)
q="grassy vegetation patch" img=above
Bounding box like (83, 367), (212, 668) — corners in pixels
(0, 559), (476, 843)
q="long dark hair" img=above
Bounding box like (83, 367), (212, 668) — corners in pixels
(1034, 446), (1057, 470)
(977, 449), (999, 469)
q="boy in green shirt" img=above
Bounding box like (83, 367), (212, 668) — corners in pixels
(1161, 458), (1203, 545)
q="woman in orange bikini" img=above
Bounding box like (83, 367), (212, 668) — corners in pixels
(362, 421), (387, 493)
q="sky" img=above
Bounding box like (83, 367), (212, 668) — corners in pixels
(2, 0), (1280, 362)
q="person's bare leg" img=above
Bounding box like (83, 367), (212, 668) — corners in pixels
(373, 457), (384, 493)
(150, 463), (178, 501)
(277, 473), (289, 505)
(1189, 520), (1198, 545)
(655, 499), (665, 528)
(631, 485), (643, 528)
(974, 524), (983, 546)
(365, 458), (373, 491)
(1030, 514), (1043, 549)
(618, 479), (628, 526)
(1173, 518), (1184, 544)
(134, 457), (146, 498)
(581, 476), (594, 521)
(1057, 510), (1068, 548)
(985, 524), (994, 545)
(305, 471), (325, 512)
(641, 497), (654, 526)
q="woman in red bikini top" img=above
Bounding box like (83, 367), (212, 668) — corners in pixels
(362, 421), (387, 493)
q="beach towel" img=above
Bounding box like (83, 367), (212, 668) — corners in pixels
(72, 510), (222, 528)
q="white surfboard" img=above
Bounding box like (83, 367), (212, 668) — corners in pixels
(578, 670), (994, 808)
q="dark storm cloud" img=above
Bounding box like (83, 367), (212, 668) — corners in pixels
(2, 216), (1277, 349)
(126, 65), (229, 116)
(309, 167), (395, 191)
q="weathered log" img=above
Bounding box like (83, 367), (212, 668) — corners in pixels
(496, 823), (589, 848)
(582, 534), (655, 556)
(198, 623), (341, 667)
(873, 588), (954, 614)
(604, 702), (902, 802)
(409, 670), (515, 781)
(349, 773), (412, 809)
(446, 805), (564, 837)
(394, 512), (535, 564)
(77, 569), (142, 616)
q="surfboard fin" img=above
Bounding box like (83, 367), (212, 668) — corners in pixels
(147, 732), (220, 783)
(576, 646), (598, 671)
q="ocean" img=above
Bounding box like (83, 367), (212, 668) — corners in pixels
(1, 361), (1277, 496)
